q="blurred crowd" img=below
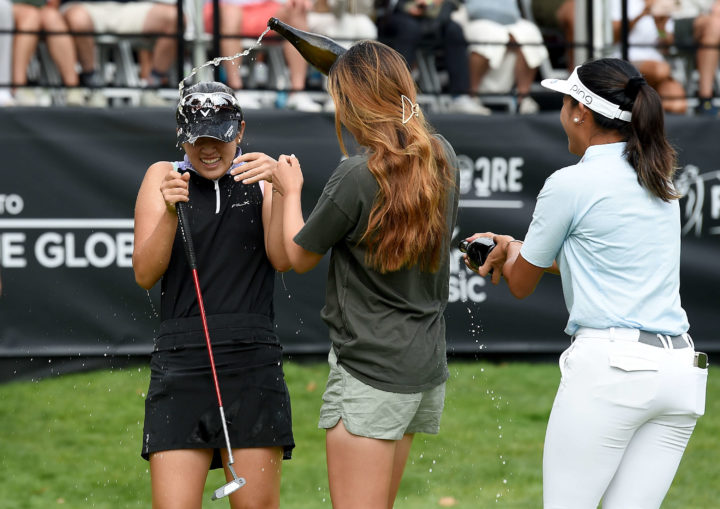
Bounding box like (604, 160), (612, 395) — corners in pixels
(0, 0), (719, 116)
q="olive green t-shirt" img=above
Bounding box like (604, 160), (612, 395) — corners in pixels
(294, 135), (459, 393)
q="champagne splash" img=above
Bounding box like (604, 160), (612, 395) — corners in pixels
(178, 27), (272, 101)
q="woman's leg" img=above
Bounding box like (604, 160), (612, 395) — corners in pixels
(693, 12), (720, 100)
(62, 4), (95, 75)
(223, 447), (283, 509)
(634, 60), (687, 114)
(442, 19), (472, 96)
(512, 43), (537, 98)
(11, 4), (40, 87)
(142, 3), (177, 84)
(275, 2), (310, 91)
(602, 415), (697, 509)
(387, 433), (414, 507)
(326, 419), (411, 509)
(543, 341), (642, 509)
(217, 4), (244, 89)
(656, 78), (688, 114)
(468, 52), (490, 92)
(556, 0), (574, 70)
(40, 6), (80, 87)
(149, 449), (213, 509)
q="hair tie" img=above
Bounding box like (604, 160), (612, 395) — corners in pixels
(625, 75), (647, 100)
(401, 95), (420, 124)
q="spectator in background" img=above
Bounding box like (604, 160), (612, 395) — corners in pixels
(204, 0), (323, 112)
(0, 0), (13, 105)
(308, 0), (377, 110)
(674, 0), (720, 115)
(62, 0), (177, 103)
(452, 0), (549, 114)
(377, 0), (491, 114)
(530, 0), (575, 71)
(611, 0), (687, 114)
(556, 0), (575, 70)
(11, 0), (88, 106)
(307, 0), (377, 41)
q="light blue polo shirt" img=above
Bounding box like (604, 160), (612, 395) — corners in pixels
(521, 142), (689, 336)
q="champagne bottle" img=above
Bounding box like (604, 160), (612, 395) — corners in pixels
(267, 17), (346, 75)
(458, 237), (495, 270)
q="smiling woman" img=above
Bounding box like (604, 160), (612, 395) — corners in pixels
(131, 81), (295, 509)
(463, 58), (707, 509)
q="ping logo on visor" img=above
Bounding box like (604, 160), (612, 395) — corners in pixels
(541, 67), (632, 122)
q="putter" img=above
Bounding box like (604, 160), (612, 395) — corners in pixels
(176, 201), (247, 500)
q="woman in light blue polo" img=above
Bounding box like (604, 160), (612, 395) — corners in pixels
(464, 58), (708, 508)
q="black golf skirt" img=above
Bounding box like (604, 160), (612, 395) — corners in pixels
(141, 314), (294, 469)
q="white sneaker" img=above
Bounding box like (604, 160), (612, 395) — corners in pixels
(518, 96), (540, 115)
(0, 89), (14, 106)
(86, 89), (107, 108)
(235, 91), (263, 110)
(323, 96), (336, 113)
(249, 62), (269, 88)
(65, 88), (86, 106)
(14, 88), (38, 106)
(448, 95), (491, 115)
(141, 90), (169, 107)
(286, 92), (322, 112)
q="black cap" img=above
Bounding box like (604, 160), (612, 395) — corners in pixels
(176, 82), (244, 146)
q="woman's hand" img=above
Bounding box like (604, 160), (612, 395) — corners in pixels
(273, 154), (304, 197)
(463, 232), (516, 285)
(231, 152), (278, 185)
(160, 169), (190, 214)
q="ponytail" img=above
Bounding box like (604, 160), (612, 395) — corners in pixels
(577, 59), (679, 202)
(625, 82), (679, 201)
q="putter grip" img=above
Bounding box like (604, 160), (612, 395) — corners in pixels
(175, 201), (198, 270)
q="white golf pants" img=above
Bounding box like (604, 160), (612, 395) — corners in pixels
(543, 328), (708, 509)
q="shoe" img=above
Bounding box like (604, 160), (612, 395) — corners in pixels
(86, 89), (107, 108)
(13, 88), (38, 106)
(65, 88), (86, 106)
(79, 70), (104, 89)
(235, 91), (263, 110)
(141, 90), (169, 107)
(0, 89), (14, 106)
(323, 96), (336, 113)
(286, 92), (323, 112)
(249, 62), (269, 88)
(518, 96), (539, 114)
(448, 95), (491, 115)
(695, 97), (719, 116)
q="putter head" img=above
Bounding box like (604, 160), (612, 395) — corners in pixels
(211, 463), (246, 500)
(211, 477), (246, 500)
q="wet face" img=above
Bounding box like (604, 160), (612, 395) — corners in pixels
(182, 125), (243, 180)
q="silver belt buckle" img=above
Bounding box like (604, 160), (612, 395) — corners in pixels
(694, 352), (709, 369)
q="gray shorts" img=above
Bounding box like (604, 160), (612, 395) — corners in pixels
(61, 2), (154, 33)
(318, 349), (445, 440)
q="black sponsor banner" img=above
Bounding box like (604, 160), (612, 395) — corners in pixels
(1, 109), (718, 379)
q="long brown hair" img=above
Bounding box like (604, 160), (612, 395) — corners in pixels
(576, 58), (679, 201)
(327, 40), (455, 273)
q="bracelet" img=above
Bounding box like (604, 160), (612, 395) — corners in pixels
(508, 239), (524, 246)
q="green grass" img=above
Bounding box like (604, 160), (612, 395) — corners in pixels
(0, 361), (716, 508)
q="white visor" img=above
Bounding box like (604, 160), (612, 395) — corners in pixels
(541, 66), (632, 122)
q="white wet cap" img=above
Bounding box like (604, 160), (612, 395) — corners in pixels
(541, 66), (632, 122)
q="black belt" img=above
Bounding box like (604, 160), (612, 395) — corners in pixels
(638, 331), (689, 349)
